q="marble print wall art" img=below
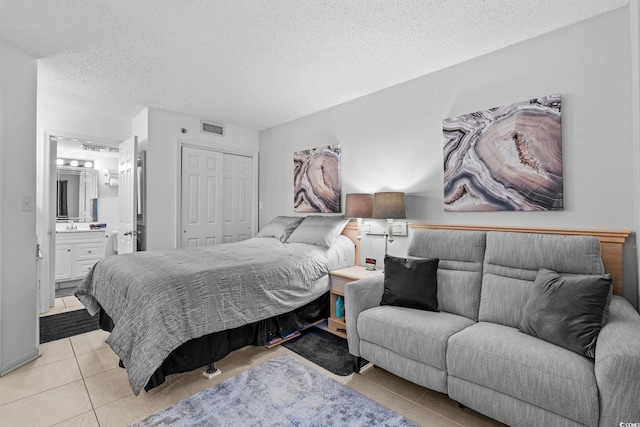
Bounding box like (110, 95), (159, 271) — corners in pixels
(294, 144), (341, 213)
(443, 94), (562, 212)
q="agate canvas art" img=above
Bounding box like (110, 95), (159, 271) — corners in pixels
(293, 144), (342, 213)
(443, 94), (563, 212)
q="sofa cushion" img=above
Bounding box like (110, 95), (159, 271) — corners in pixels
(520, 268), (612, 358)
(479, 232), (605, 328)
(407, 229), (486, 320)
(447, 377), (588, 427)
(357, 306), (474, 371)
(447, 322), (599, 426)
(381, 255), (439, 311)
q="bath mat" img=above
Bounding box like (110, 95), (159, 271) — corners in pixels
(130, 355), (417, 427)
(40, 309), (100, 343)
(283, 327), (358, 376)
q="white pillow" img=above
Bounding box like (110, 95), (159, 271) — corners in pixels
(286, 215), (349, 248)
(256, 216), (304, 242)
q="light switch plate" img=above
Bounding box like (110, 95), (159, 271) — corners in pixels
(391, 221), (408, 236)
(362, 221), (408, 237)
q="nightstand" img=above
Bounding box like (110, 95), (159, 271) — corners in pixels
(327, 265), (383, 338)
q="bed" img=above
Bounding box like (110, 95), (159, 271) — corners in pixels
(76, 215), (357, 395)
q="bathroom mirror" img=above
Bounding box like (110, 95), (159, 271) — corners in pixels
(56, 167), (99, 222)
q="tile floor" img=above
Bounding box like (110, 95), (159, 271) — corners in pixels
(6, 317), (506, 426)
(40, 296), (85, 317)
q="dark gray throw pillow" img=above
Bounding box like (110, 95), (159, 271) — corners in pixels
(381, 255), (439, 311)
(520, 268), (612, 358)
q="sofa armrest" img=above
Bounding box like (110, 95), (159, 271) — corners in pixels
(345, 275), (384, 357)
(595, 295), (640, 427)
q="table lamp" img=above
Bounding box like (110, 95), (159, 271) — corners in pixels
(373, 192), (406, 252)
(345, 193), (374, 239)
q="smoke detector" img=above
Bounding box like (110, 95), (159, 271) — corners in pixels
(200, 120), (225, 137)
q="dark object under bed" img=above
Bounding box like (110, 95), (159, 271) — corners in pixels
(99, 292), (329, 392)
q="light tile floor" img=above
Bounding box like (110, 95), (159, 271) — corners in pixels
(2, 327), (506, 426)
(40, 296), (85, 317)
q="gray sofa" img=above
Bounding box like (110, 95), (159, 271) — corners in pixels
(346, 229), (640, 427)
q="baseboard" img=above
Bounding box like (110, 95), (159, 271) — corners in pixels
(1, 347), (40, 376)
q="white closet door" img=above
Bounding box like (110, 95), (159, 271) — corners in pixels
(181, 146), (224, 247)
(222, 153), (253, 243)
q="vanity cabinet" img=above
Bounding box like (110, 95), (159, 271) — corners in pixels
(55, 244), (74, 281)
(55, 230), (105, 282)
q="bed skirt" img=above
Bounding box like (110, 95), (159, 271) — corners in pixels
(98, 292), (329, 392)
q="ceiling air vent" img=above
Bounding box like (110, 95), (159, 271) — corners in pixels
(200, 120), (225, 137)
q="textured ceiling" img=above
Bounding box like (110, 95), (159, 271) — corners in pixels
(0, 0), (628, 131)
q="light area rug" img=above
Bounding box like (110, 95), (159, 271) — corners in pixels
(130, 355), (418, 427)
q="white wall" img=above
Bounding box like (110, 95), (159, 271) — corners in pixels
(259, 8), (640, 307)
(138, 108), (259, 250)
(37, 103), (132, 144)
(0, 38), (39, 373)
(631, 0), (640, 312)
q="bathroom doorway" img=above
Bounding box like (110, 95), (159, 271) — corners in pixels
(38, 133), (120, 315)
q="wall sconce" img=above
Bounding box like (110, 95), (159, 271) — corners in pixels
(373, 192), (406, 252)
(345, 193), (373, 239)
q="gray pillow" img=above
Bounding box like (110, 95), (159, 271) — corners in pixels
(381, 255), (439, 311)
(256, 216), (304, 242)
(285, 215), (349, 248)
(520, 268), (612, 358)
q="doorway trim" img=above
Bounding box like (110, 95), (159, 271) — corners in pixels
(0, 86), (4, 360)
(38, 129), (120, 314)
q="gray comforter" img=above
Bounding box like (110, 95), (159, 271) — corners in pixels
(76, 236), (354, 395)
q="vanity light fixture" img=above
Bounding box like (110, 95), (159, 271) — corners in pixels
(57, 158), (95, 169)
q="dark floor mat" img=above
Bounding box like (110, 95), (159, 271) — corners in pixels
(40, 309), (100, 343)
(283, 327), (363, 376)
